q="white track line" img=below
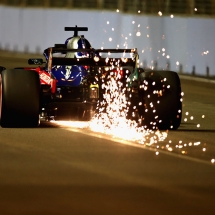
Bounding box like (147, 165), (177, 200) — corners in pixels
(180, 74), (215, 84)
(58, 125), (214, 166)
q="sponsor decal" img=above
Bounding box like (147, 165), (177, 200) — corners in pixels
(40, 72), (51, 84)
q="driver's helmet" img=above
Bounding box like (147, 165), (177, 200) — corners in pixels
(65, 35), (91, 58)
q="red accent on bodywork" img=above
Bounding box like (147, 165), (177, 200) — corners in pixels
(50, 79), (57, 94)
(24, 67), (57, 93)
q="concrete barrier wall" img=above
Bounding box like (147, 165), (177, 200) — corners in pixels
(0, 5), (215, 76)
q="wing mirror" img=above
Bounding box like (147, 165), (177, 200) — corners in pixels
(28, 58), (45, 65)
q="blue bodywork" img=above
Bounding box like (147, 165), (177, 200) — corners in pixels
(43, 35), (91, 87)
(51, 65), (88, 87)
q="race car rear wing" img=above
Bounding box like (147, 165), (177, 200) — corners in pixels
(45, 47), (139, 73)
(49, 48), (137, 54)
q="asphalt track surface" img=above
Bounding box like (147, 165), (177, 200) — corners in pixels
(0, 54), (215, 215)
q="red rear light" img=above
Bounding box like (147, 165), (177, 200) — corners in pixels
(83, 66), (89, 70)
(113, 69), (123, 79)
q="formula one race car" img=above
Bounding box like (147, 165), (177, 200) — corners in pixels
(0, 26), (182, 129)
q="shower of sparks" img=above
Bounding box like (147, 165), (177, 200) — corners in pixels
(54, 120), (89, 128)
(50, 17), (211, 162)
(89, 67), (168, 145)
(194, 142), (201, 146)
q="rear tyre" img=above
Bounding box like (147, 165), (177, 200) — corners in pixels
(140, 70), (182, 130)
(0, 69), (40, 128)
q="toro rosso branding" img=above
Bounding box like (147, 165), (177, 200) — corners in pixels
(39, 71), (51, 85)
(24, 67), (52, 85)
